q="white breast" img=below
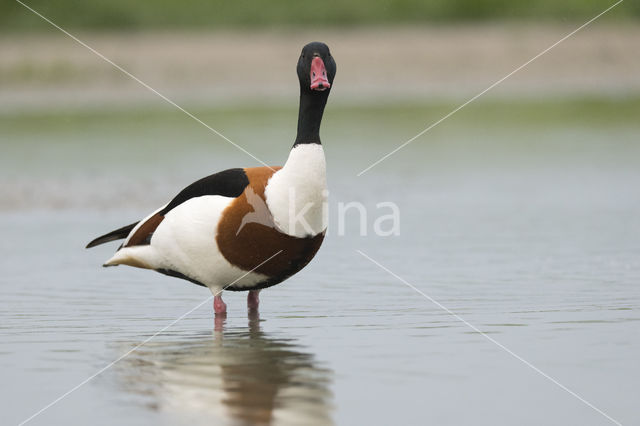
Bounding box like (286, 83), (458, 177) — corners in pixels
(264, 144), (328, 238)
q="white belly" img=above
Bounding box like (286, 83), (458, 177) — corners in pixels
(150, 195), (269, 291)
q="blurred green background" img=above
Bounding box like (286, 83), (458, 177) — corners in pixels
(2, 0), (639, 30)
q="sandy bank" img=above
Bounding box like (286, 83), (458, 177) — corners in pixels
(1, 25), (639, 112)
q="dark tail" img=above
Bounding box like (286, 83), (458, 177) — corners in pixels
(86, 222), (139, 248)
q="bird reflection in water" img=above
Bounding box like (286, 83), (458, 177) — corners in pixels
(116, 311), (333, 426)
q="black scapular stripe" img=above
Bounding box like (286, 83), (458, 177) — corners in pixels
(86, 168), (249, 249)
(159, 168), (249, 215)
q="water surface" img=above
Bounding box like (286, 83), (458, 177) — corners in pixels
(1, 100), (639, 425)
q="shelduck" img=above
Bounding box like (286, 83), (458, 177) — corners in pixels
(87, 42), (336, 314)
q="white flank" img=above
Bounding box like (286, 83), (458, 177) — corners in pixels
(105, 195), (269, 293)
(265, 144), (328, 237)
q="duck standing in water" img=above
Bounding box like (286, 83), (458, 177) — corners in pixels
(87, 42), (336, 314)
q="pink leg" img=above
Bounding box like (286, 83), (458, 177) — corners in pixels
(213, 294), (227, 314)
(247, 290), (260, 310)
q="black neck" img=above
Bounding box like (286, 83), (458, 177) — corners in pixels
(294, 89), (328, 146)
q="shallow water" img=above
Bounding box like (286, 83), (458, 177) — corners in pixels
(1, 101), (639, 425)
